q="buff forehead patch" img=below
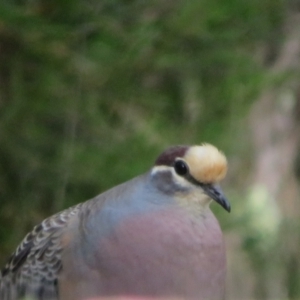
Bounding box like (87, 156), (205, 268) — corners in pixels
(183, 144), (227, 183)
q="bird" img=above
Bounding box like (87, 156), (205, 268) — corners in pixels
(0, 143), (230, 300)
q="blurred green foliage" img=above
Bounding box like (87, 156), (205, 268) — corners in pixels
(0, 0), (286, 270)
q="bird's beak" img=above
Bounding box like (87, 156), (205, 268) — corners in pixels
(202, 184), (231, 212)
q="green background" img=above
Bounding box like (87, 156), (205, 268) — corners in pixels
(1, 1), (300, 299)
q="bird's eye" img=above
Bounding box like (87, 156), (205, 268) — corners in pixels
(174, 160), (189, 176)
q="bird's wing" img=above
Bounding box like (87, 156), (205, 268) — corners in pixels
(0, 203), (83, 300)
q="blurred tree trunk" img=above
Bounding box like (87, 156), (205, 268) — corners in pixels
(248, 11), (300, 300)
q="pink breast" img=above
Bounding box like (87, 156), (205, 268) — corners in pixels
(93, 208), (226, 300)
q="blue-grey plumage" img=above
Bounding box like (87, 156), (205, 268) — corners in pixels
(0, 144), (230, 300)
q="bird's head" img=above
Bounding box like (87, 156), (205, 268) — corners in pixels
(150, 144), (230, 212)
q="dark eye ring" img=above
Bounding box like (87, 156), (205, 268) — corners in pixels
(174, 160), (189, 176)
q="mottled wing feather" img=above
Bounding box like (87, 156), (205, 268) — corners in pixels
(0, 203), (83, 300)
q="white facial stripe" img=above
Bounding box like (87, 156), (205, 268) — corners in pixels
(150, 165), (172, 175)
(151, 165), (212, 212)
(151, 165), (193, 188)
